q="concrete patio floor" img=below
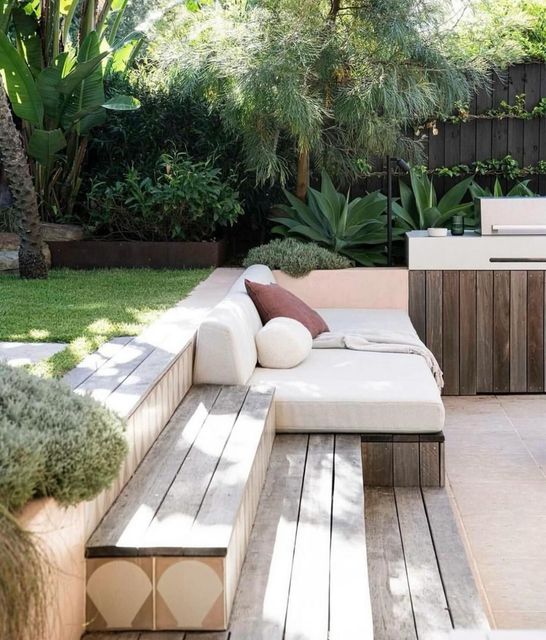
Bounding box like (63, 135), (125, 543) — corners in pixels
(445, 395), (546, 630)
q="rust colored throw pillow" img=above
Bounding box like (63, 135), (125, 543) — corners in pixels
(245, 279), (329, 338)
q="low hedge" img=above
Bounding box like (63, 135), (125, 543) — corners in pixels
(243, 238), (352, 277)
(0, 362), (127, 512)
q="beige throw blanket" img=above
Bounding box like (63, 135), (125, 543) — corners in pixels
(313, 330), (444, 389)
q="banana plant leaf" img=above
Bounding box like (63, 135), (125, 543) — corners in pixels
(12, 6), (42, 76)
(61, 32), (107, 134)
(28, 127), (66, 166)
(61, 0), (80, 44)
(0, 30), (43, 125)
(0, 0), (16, 32)
(37, 51), (75, 123)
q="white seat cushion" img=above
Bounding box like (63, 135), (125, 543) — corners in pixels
(315, 308), (418, 336)
(248, 348), (444, 433)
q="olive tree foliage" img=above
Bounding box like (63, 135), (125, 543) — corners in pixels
(150, 0), (489, 198)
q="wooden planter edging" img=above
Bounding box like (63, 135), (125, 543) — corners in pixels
(49, 239), (227, 269)
(409, 270), (546, 395)
(361, 433), (445, 488)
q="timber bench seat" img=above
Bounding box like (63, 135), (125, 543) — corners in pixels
(84, 433), (373, 640)
(85, 384), (275, 632)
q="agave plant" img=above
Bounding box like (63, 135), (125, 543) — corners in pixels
(393, 168), (474, 231)
(469, 177), (536, 199)
(271, 171), (399, 266)
(467, 178), (537, 229)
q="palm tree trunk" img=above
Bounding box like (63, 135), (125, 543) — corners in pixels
(0, 83), (47, 279)
(296, 148), (309, 201)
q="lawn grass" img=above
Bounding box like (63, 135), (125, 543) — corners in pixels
(0, 268), (210, 377)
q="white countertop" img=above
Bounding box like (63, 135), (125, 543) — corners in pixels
(406, 231), (546, 270)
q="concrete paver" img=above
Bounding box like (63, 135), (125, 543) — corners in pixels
(0, 341), (66, 366)
(446, 396), (546, 630)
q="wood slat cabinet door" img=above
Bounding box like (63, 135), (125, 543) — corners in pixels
(408, 270), (546, 395)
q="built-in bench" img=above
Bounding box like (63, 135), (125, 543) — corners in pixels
(85, 384), (275, 632)
(84, 427), (373, 638)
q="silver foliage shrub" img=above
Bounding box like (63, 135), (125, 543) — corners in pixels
(0, 362), (127, 512)
(244, 238), (352, 278)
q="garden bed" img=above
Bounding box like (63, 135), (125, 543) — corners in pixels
(49, 239), (227, 269)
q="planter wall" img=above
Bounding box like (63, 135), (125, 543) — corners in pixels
(16, 336), (195, 640)
(274, 267), (409, 310)
(49, 239), (227, 269)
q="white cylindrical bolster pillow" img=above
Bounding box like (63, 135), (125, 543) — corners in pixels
(256, 317), (312, 369)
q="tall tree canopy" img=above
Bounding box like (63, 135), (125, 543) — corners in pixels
(151, 0), (488, 197)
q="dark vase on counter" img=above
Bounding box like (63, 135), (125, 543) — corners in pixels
(451, 214), (464, 236)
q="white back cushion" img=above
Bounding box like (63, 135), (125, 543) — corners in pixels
(229, 264), (276, 295)
(194, 266), (277, 384)
(194, 293), (262, 385)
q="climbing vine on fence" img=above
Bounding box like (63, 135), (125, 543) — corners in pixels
(359, 155), (546, 180)
(415, 94), (546, 136)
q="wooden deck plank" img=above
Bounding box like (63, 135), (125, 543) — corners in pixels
(284, 435), (334, 640)
(394, 488), (452, 640)
(227, 435), (308, 640)
(143, 386), (249, 553)
(329, 435), (373, 640)
(74, 339), (156, 402)
(87, 385), (221, 556)
(186, 387), (275, 552)
(422, 488), (490, 630)
(365, 487), (417, 640)
(65, 336), (133, 390)
(107, 335), (193, 418)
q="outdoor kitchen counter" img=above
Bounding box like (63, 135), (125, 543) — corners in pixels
(407, 230), (546, 270)
(406, 231), (546, 396)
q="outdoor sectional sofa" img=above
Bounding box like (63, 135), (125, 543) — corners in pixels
(83, 265), (460, 636)
(194, 264), (445, 448)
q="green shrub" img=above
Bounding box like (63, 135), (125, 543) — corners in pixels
(0, 362), (127, 512)
(85, 152), (243, 241)
(244, 238), (352, 278)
